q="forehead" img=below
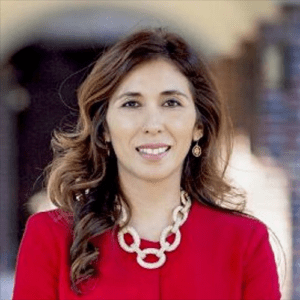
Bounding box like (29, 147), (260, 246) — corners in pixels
(112, 59), (192, 96)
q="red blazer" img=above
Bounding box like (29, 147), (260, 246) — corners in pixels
(13, 201), (281, 299)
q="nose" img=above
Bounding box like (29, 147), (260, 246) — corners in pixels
(142, 106), (164, 134)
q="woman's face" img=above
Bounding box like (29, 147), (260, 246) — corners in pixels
(105, 59), (202, 183)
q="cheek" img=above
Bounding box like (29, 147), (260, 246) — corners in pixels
(106, 112), (139, 143)
(171, 111), (196, 136)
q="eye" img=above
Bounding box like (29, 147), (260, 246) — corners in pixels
(163, 99), (182, 107)
(122, 100), (140, 108)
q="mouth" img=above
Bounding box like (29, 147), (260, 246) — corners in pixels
(136, 146), (171, 155)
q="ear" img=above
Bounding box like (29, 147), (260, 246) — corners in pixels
(193, 123), (203, 141)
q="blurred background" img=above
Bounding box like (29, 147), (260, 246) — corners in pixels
(1, 1), (299, 299)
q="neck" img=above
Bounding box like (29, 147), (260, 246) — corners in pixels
(118, 172), (182, 242)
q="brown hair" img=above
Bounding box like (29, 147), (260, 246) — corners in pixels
(46, 28), (245, 293)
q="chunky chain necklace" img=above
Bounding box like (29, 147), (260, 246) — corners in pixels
(117, 190), (192, 269)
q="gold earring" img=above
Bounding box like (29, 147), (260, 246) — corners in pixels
(192, 140), (201, 157)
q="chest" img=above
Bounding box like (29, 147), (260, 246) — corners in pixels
(59, 232), (244, 300)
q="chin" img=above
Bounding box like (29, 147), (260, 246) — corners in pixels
(135, 168), (180, 183)
(118, 161), (182, 184)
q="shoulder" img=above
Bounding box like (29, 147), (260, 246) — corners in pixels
(25, 209), (74, 238)
(19, 209), (74, 261)
(190, 200), (269, 241)
(187, 201), (274, 271)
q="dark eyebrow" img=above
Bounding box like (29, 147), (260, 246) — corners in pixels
(116, 90), (189, 100)
(161, 90), (189, 99)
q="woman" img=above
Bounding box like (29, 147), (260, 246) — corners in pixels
(13, 28), (281, 299)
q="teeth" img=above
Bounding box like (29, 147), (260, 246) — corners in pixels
(139, 147), (168, 155)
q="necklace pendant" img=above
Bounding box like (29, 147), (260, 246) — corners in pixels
(137, 248), (167, 269)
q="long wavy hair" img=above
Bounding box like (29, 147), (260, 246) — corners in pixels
(46, 28), (247, 293)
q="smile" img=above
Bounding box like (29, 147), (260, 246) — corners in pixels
(137, 146), (170, 155)
(136, 146), (171, 160)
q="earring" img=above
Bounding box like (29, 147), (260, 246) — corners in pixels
(105, 140), (110, 156)
(192, 140), (201, 157)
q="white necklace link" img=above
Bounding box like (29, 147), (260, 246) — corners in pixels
(117, 190), (192, 269)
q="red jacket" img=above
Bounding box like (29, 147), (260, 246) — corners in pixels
(13, 201), (281, 299)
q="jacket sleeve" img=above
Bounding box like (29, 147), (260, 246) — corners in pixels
(242, 222), (282, 300)
(13, 212), (60, 300)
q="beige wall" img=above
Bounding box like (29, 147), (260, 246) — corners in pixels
(1, 0), (278, 61)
